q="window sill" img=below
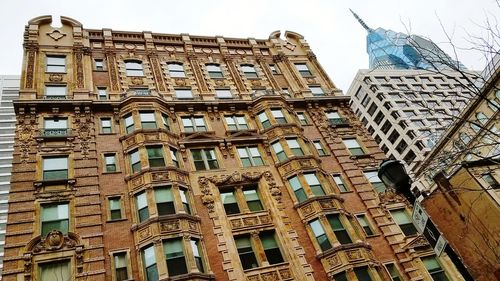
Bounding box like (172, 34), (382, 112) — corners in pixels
(316, 241), (371, 259)
(98, 132), (116, 135)
(103, 171), (122, 174)
(93, 69), (107, 72)
(349, 154), (373, 160)
(107, 218), (128, 223)
(46, 71), (67, 74)
(34, 178), (76, 188)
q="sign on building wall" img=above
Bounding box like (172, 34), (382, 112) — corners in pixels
(412, 200), (448, 256)
(412, 200), (428, 233)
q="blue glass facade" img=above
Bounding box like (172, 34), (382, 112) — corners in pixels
(351, 10), (465, 70)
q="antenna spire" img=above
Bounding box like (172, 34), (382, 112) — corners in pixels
(350, 9), (372, 32)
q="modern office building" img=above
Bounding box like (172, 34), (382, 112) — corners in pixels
(348, 69), (473, 174)
(2, 16), (466, 281)
(350, 10), (466, 71)
(0, 75), (19, 279)
(412, 54), (499, 281)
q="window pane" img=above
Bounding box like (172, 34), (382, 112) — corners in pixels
(40, 260), (70, 281)
(155, 187), (173, 203)
(304, 173), (320, 186)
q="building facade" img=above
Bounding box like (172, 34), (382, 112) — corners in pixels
(0, 75), (19, 279)
(3, 16), (465, 281)
(348, 69), (473, 175)
(413, 54), (500, 281)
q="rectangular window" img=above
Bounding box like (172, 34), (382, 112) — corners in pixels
(258, 111), (271, 129)
(333, 175), (349, 192)
(327, 214), (352, 244)
(288, 175), (307, 202)
(175, 88), (194, 99)
(309, 86), (324, 96)
(225, 115), (249, 131)
(43, 156), (68, 180)
(272, 141), (287, 162)
(482, 173), (499, 189)
(390, 209), (418, 236)
(271, 109), (287, 124)
(41, 203), (69, 236)
(354, 267), (373, 281)
(343, 138), (365, 156)
(162, 114), (170, 130)
(241, 65), (258, 78)
(94, 59), (104, 71)
(167, 63), (186, 78)
(385, 263), (402, 281)
(170, 147), (179, 168)
(43, 118), (68, 136)
(191, 149), (219, 171)
(221, 191), (239, 215)
(244, 188), (264, 212)
(267, 64), (278, 75)
(104, 153), (117, 172)
(422, 256), (449, 281)
(326, 111), (344, 125)
(142, 245), (158, 281)
(147, 146), (165, 168)
(129, 149), (141, 173)
(155, 186), (175, 215)
(295, 63), (312, 77)
(46, 55), (66, 72)
(356, 214), (374, 236)
(40, 260), (70, 281)
(235, 236), (258, 269)
(207, 64), (224, 78)
(364, 171), (386, 193)
(164, 238), (188, 276)
(310, 219), (331, 251)
(125, 61), (144, 76)
(45, 85), (67, 99)
(98, 87), (108, 100)
(190, 239), (205, 272)
(108, 197), (122, 220)
(124, 114), (135, 134)
(305, 173), (325, 196)
(140, 112), (157, 129)
(287, 139), (304, 156)
(313, 140), (327, 156)
(180, 189), (191, 214)
(297, 112), (308, 125)
(135, 191), (149, 223)
(113, 252), (129, 281)
(182, 116), (207, 133)
(101, 118), (112, 134)
(215, 89), (233, 99)
(237, 146), (264, 167)
(260, 232), (284, 264)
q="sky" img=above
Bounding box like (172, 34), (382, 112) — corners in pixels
(0, 0), (498, 91)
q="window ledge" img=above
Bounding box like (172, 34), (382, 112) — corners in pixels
(106, 218), (128, 223)
(294, 194), (344, 209)
(98, 132), (116, 135)
(103, 171), (122, 175)
(316, 241), (372, 259)
(34, 178), (76, 188)
(349, 154), (373, 160)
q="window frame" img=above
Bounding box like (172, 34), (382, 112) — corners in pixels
(135, 191), (149, 223)
(40, 202), (69, 237)
(237, 146), (264, 167)
(125, 60), (144, 76)
(356, 214), (375, 236)
(343, 138), (365, 156)
(332, 174), (349, 192)
(100, 117), (113, 134)
(224, 115), (249, 131)
(206, 63), (224, 78)
(46, 55), (66, 73)
(146, 145), (166, 168)
(181, 116), (207, 133)
(97, 87), (108, 100)
(167, 62), (186, 78)
(45, 85), (67, 99)
(364, 170), (387, 193)
(107, 196), (123, 221)
(241, 64), (258, 79)
(174, 88), (194, 99)
(313, 140), (327, 156)
(390, 208), (418, 236)
(94, 58), (105, 71)
(191, 148), (219, 171)
(215, 88), (233, 99)
(295, 63), (312, 77)
(139, 111), (157, 130)
(103, 153), (118, 173)
(42, 155), (69, 180)
(129, 149), (141, 173)
(111, 251), (130, 281)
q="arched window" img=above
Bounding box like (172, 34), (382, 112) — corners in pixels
(241, 64), (258, 78)
(476, 112), (489, 125)
(459, 132), (471, 144)
(125, 60), (144, 76)
(167, 62), (186, 78)
(206, 64), (223, 78)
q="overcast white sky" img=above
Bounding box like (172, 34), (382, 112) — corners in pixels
(0, 0), (498, 91)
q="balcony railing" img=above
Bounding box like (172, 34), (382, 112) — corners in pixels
(44, 95), (71, 100)
(329, 118), (349, 126)
(40, 128), (72, 137)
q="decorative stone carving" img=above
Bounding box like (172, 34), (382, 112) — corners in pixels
(199, 177), (215, 212)
(160, 220), (180, 232)
(75, 49), (84, 88)
(279, 268), (292, 279)
(139, 227), (151, 240)
(263, 171), (282, 203)
(132, 175), (144, 188)
(74, 106), (93, 158)
(131, 76), (144, 85)
(17, 107), (37, 163)
(106, 51), (120, 91)
(261, 272), (279, 281)
(378, 189), (407, 205)
(403, 234), (430, 249)
(47, 29), (67, 41)
(49, 73), (63, 82)
(346, 249), (362, 261)
(326, 254), (340, 267)
(25, 45), (37, 89)
(152, 171), (170, 182)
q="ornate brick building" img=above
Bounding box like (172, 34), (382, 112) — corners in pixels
(3, 16), (465, 281)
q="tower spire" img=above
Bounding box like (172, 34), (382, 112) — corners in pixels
(350, 9), (372, 32)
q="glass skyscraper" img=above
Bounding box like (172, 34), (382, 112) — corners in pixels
(351, 10), (465, 70)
